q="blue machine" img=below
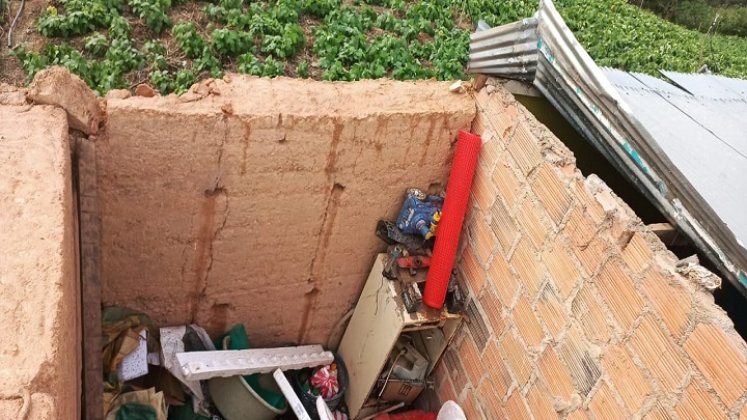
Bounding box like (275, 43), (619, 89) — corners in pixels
(396, 188), (444, 240)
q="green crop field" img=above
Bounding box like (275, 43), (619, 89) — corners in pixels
(11, 0), (747, 94)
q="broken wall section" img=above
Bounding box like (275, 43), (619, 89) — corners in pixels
(0, 90), (81, 419)
(434, 83), (747, 419)
(98, 76), (475, 346)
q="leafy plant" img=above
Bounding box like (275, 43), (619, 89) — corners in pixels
(142, 40), (166, 57)
(260, 23), (305, 58)
(237, 52), (260, 74)
(302, 0), (339, 18)
(149, 69), (174, 93)
(20, 0), (747, 96)
(84, 33), (109, 57)
(296, 60), (309, 78)
(211, 28), (253, 56)
(195, 47), (223, 77)
(128, 0), (172, 33)
(37, 1), (109, 37)
(12, 45), (49, 82)
(173, 22), (208, 59)
(174, 69), (197, 93)
(108, 15), (132, 40)
(262, 56), (285, 77)
(105, 38), (143, 75)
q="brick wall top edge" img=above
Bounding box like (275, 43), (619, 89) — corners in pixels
(106, 75), (477, 118)
(476, 78), (742, 333)
(482, 81), (731, 299)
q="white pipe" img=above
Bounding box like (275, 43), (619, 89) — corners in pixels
(273, 368), (312, 420)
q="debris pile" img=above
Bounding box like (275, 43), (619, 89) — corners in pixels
(101, 129), (481, 420)
(103, 313), (346, 420)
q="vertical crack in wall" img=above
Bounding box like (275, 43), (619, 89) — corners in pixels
(189, 118), (230, 323)
(240, 120), (252, 176)
(417, 116), (438, 166)
(297, 120), (345, 343)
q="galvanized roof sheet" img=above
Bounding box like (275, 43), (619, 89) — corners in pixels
(469, 0), (747, 295)
(603, 69), (747, 251)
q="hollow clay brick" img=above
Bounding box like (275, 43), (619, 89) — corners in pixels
(500, 330), (533, 387)
(516, 198), (551, 250)
(481, 341), (513, 398)
(589, 382), (627, 420)
(512, 293), (546, 348)
(684, 323), (747, 407)
(674, 379), (728, 420)
(492, 152), (523, 209)
(641, 269), (692, 338)
(532, 163), (572, 225)
(511, 238), (546, 299)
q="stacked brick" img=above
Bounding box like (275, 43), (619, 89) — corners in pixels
(434, 84), (747, 419)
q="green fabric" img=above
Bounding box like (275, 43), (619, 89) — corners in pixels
(167, 399), (210, 420)
(116, 403), (157, 420)
(214, 324), (287, 411)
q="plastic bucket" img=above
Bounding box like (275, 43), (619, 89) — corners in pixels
(208, 373), (288, 420)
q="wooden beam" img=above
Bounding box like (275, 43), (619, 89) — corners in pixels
(647, 222), (689, 247)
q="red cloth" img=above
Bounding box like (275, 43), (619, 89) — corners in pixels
(310, 364), (339, 399)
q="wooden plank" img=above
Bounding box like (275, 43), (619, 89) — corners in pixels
(77, 138), (103, 420)
(646, 223), (688, 246)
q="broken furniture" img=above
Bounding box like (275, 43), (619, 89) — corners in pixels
(376, 337), (429, 406)
(338, 254), (462, 419)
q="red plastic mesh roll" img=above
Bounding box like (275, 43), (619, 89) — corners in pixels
(423, 130), (481, 309)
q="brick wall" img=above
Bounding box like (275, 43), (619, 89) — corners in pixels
(434, 83), (747, 419)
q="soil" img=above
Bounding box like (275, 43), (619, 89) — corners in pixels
(0, 0), (47, 86)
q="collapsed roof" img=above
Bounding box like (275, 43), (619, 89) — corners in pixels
(469, 0), (747, 296)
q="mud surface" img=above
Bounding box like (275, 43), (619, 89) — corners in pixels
(99, 76), (476, 345)
(0, 102), (79, 419)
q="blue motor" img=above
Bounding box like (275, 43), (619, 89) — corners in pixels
(396, 188), (444, 240)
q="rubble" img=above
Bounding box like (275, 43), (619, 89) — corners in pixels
(27, 67), (102, 135)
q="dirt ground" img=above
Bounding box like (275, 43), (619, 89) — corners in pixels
(0, 0), (46, 86)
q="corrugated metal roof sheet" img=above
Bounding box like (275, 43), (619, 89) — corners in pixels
(469, 0), (747, 295)
(467, 18), (539, 80)
(661, 70), (747, 101)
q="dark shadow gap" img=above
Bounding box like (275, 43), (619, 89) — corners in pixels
(514, 93), (747, 340)
(516, 94), (665, 224)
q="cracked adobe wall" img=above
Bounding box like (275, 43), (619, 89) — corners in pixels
(433, 83), (747, 419)
(98, 76), (475, 345)
(0, 94), (80, 419)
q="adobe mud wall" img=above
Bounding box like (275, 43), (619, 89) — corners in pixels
(434, 82), (747, 419)
(98, 76), (475, 345)
(0, 94), (80, 419)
